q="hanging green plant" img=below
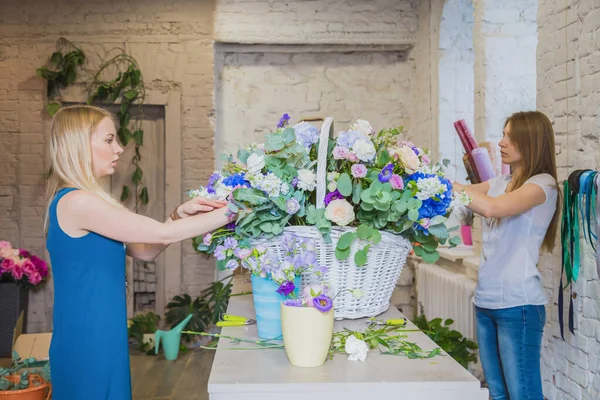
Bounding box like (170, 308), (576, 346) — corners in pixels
(36, 37), (149, 207)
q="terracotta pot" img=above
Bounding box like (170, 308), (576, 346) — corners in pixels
(0, 374), (51, 400)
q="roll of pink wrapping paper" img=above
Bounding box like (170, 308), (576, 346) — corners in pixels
(479, 142), (500, 175)
(453, 120), (478, 153)
(471, 147), (496, 182)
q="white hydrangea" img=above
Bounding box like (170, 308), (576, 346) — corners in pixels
(248, 172), (285, 198)
(352, 139), (376, 162)
(450, 190), (472, 210)
(297, 169), (317, 192)
(415, 176), (448, 201)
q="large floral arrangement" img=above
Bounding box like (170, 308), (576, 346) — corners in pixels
(192, 114), (469, 267)
(0, 241), (49, 288)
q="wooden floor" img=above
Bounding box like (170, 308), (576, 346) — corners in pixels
(131, 349), (215, 400)
(1, 349), (216, 400)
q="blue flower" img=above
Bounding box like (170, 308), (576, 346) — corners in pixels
(378, 164), (394, 183)
(222, 173), (249, 188)
(408, 172), (452, 219)
(294, 122), (320, 147)
(277, 113), (291, 128)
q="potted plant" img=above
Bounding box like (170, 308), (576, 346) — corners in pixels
(127, 311), (160, 354)
(0, 242), (49, 358)
(280, 284), (336, 367)
(190, 115), (470, 319)
(232, 232), (326, 340)
(0, 357), (51, 399)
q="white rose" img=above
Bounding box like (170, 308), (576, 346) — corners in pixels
(399, 146), (421, 173)
(345, 335), (369, 361)
(297, 169), (317, 192)
(352, 139), (376, 162)
(327, 181), (337, 192)
(325, 199), (355, 226)
(351, 119), (375, 136)
(246, 153), (265, 175)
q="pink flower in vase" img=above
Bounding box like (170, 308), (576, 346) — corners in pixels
(30, 255), (48, 278)
(12, 263), (24, 280)
(19, 249), (31, 258)
(28, 271), (42, 285)
(1, 258), (15, 274)
(21, 259), (36, 275)
(0, 241), (11, 249)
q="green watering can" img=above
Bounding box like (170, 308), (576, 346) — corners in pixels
(154, 314), (193, 360)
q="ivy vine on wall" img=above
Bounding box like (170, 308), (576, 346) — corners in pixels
(36, 37), (149, 206)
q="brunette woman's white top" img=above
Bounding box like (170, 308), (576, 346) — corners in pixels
(474, 173), (558, 309)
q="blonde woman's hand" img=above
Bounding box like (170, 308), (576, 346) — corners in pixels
(176, 197), (228, 218)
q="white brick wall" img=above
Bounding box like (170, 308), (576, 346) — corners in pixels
(538, 1), (600, 399)
(214, 0), (418, 45)
(438, 0), (474, 183)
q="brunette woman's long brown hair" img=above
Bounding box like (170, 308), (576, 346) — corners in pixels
(504, 111), (560, 252)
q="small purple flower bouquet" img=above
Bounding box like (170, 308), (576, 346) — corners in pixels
(283, 285), (333, 312)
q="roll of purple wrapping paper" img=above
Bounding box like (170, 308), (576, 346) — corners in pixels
(471, 147), (496, 182)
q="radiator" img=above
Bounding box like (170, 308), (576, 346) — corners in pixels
(416, 263), (477, 340)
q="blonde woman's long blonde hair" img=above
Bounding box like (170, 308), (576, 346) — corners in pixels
(44, 105), (123, 233)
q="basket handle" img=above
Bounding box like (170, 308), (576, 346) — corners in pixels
(314, 117), (334, 209)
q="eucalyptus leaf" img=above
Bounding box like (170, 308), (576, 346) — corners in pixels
(357, 224), (372, 240)
(336, 173), (353, 197)
(335, 246), (351, 260)
(337, 232), (357, 250)
(408, 209), (419, 222)
(233, 188), (269, 205)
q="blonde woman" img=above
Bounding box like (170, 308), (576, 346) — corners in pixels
(45, 105), (231, 399)
(453, 111), (560, 400)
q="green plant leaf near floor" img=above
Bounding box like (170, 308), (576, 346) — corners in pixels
(412, 305), (478, 369)
(128, 311), (161, 354)
(165, 275), (233, 343)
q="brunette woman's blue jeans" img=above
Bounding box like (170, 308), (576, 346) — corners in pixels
(475, 305), (545, 400)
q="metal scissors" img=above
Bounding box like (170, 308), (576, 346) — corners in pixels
(366, 317), (407, 327)
(216, 314), (256, 327)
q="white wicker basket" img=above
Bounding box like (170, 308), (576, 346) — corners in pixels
(251, 117), (412, 319)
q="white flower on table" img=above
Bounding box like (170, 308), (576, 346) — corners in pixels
(345, 335), (369, 361)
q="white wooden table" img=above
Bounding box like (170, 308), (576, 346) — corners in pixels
(207, 277), (489, 400)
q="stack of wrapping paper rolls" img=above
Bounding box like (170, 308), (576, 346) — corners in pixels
(453, 119), (508, 184)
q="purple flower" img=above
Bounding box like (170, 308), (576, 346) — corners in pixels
(277, 113), (291, 128)
(18, 249), (30, 258)
(214, 245), (226, 261)
(294, 122), (320, 147)
(225, 259), (239, 270)
(226, 222), (236, 230)
(333, 146), (350, 160)
(324, 189), (344, 206)
(313, 294), (333, 312)
(286, 198), (300, 215)
(234, 247), (252, 260)
(223, 237), (238, 250)
(291, 177), (298, 187)
(276, 281), (296, 296)
(282, 299), (303, 307)
(412, 147), (419, 156)
(419, 218), (431, 229)
(207, 172), (220, 194)
(351, 164), (367, 178)
(203, 233), (212, 246)
(378, 164), (394, 183)
(390, 174), (404, 190)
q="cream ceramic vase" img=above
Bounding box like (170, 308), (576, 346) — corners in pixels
(280, 304), (334, 367)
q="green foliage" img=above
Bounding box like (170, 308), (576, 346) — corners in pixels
(0, 356), (51, 391)
(412, 305), (478, 369)
(127, 311), (160, 354)
(165, 276), (233, 342)
(36, 37), (149, 208)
